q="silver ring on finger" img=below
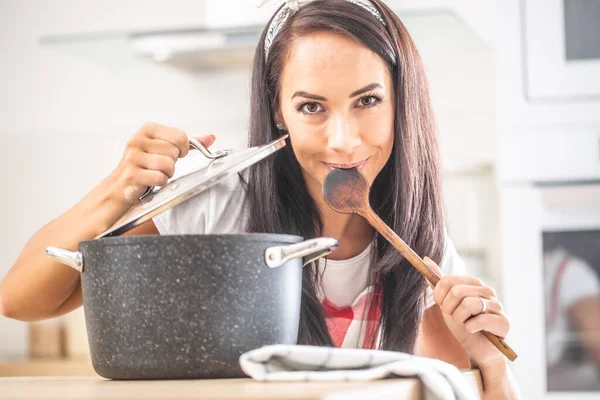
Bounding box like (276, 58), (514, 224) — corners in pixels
(479, 297), (487, 314)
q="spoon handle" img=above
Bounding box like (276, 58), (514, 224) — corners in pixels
(361, 208), (442, 285)
(361, 207), (518, 361)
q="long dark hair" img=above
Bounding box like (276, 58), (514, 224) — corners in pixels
(245, 0), (445, 353)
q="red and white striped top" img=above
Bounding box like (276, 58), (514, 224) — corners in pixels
(321, 284), (382, 348)
(316, 239), (463, 349)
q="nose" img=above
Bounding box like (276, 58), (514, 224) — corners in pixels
(327, 114), (362, 155)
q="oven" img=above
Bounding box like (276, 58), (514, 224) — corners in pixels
(499, 126), (600, 398)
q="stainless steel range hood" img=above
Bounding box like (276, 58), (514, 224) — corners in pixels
(130, 26), (262, 71)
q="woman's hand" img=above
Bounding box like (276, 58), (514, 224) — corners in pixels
(108, 122), (216, 205)
(424, 257), (511, 368)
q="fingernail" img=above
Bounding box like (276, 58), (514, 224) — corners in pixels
(209, 133), (217, 140)
(423, 256), (432, 264)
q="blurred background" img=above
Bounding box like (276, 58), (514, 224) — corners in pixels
(0, 1), (598, 398)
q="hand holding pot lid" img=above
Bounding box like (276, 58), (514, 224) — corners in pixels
(110, 122), (218, 205)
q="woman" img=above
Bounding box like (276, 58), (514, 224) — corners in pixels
(0, 0), (519, 397)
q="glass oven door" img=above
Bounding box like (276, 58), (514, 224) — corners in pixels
(543, 229), (600, 391)
(501, 183), (600, 399)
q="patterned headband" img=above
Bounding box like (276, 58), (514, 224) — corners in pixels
(255, 0), (386, 60)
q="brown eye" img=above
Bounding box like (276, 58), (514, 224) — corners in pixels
(300, 102), (323, 114)
(360, 96), (375, 106)
(356, 95), (383, 109)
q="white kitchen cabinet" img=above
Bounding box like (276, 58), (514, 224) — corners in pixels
(524, 0), (600, 101)
(498, 0), (600, 127)
(497, 0), (600, 185)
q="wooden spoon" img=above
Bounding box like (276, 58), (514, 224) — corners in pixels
(323, 167), (518, 361)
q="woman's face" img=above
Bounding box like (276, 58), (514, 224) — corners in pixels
(278, 30), (395, 195)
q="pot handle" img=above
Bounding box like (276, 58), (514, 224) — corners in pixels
(45, 246), (84, 273)
(139, 137), (231, 200)
(264, 237), (339, 269)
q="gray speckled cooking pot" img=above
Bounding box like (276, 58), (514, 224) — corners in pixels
(45, 234), (337, 380)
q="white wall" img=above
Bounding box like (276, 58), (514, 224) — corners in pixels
(0, 0), (496, 359)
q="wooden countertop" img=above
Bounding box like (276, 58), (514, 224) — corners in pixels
(0, 370), (483, 400)
(0, 359), (96, 377)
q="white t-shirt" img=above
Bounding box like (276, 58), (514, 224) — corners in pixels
(544, 247), (600, 366)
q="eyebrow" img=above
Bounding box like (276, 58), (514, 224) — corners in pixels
(349, 83), (382, 98)
(291, 91), (327, 101)
(291, 83), (383, 101)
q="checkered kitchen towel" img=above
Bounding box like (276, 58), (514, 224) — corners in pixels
(239, 345), (476, 400)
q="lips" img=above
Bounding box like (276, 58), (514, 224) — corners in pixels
(323, 158), (368, 171)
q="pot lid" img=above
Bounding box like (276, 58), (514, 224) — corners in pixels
(97, 134), (288, 239)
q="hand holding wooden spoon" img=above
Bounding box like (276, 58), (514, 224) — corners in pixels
(322, 167), (518, 362)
